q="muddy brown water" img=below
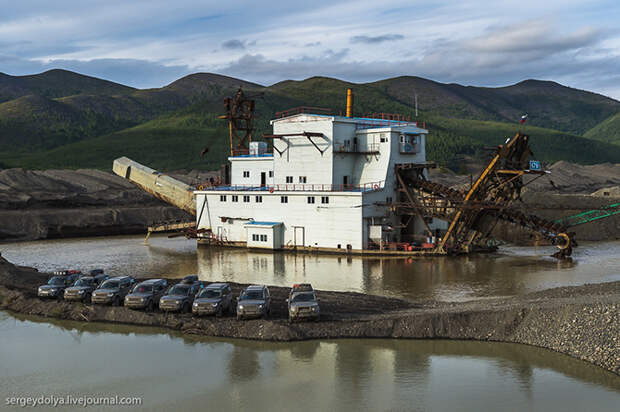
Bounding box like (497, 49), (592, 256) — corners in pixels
(1, 235), (618, 301)
(1, 236), (619, 410)
(1, 311), (619, 411)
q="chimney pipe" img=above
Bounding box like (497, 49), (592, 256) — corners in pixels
(346, 88), (354, 118)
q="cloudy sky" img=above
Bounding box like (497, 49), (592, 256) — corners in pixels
(2, 0), (619, 98)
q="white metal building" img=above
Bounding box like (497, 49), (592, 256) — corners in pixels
(194, 112), (429, 251)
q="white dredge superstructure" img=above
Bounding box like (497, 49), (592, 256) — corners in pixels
(193, 111), (433, 251)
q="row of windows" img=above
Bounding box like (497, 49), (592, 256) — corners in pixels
(242, 171), (274, 178)
(220, 195), (329, 204)
(251, 234), (268, 242)
(307, 196), (330, 204)
(220, 195), (262, 202)
(284, 176), (308, 183)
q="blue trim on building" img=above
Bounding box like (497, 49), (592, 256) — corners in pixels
(246, 221), (282, 226)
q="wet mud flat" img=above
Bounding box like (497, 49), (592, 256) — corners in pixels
(0, 256), (618, 375)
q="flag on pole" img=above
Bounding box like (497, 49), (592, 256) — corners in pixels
(520, 114), (528, 124)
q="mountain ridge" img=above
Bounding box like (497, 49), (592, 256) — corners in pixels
(0, 69), (618, 171)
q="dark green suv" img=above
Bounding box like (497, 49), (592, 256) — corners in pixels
(91, 276), (135, 306)
(192, 283), (233, 316)
(64, 276), (98, 302)
(124, 279), (168, 311)
(159, 279), (203, 313)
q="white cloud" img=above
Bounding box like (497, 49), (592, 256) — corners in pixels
(0, 0), (618, 99)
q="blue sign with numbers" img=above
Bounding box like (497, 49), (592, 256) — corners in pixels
(529, 160), (541, 171)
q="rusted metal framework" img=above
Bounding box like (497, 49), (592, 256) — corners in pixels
(217, 88), (257, 156)
(395, 133), (576, 258)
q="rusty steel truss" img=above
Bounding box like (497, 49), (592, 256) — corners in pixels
(216, 88), (257, 157)
(395, 133), (575, 259)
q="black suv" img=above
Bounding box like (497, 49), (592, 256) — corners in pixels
(192, 283), (233, 316)
(63, 276), (98, 302)
(159, 278), (203, 313)
(124, 279), (168, 311)
(91, 276), (135, 306)
(38, 272), (81, 300)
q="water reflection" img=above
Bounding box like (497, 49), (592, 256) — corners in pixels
(1, 235), (619, 301)
(1, 312), (618, 412)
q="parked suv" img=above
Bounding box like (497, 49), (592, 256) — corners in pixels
(124, 279), (168, 311)
(192, 283), (233, 317)
(236, 285), (271, 320)
(91, 276), (134, 306)
(63, 276), (98, 302)
(287, 284), (320, 322)
(38, 272), (81, 300)
(159, 278), (203, 313)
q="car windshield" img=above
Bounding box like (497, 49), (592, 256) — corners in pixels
(292, 293), (316, 303)
(133, 285), (153, 293)
(168, 285), (190, 296)
(48, 276), (65, 285)
(74, 278), (93, 287)
(240, 290), (264, 300)
(99, 280), (119, 289)
(198, 289), (221, 299)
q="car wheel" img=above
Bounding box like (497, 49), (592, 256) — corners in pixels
(146, 300), (154, 312)
(183, 303), (190, 313)
(57, 293), (64, 301)
(216, 307), (222, 317)
(288, 316), (293, 324)
(113, 296), (121, 307)
(236, 314), (242, 321)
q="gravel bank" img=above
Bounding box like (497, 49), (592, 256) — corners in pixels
(0, 256), (618, 374)
(0, 168), (203, 240)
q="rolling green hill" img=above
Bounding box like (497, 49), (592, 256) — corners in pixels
(0, 69), (134, 103)
(372, 77), (620, 135)
(584, 111), (620, 145)
(0, 69), (619, 171)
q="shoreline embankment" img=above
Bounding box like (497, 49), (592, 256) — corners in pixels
(0, 256), (617, 375)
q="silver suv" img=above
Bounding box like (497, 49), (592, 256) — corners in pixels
(192, 283), (233, 317)
(236, 285), (271, 320)
(287, 284), (320, 322)
(91, 276), (134, 306)
(124, 279), (168, 311)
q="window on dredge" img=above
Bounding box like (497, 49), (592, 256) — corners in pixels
(255, 195), (262, 203)
(299, 176), (307, 183)
(243, 195), (250, 203)
(243, 171), (250, 178)
(220, 195), (227, 202)
(232, 195), (239, 202)
(307, 196), (315, 204)
(286, 176), (293, 183)
(321, 196), (329, 204)
(281, 196), (288, 203)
